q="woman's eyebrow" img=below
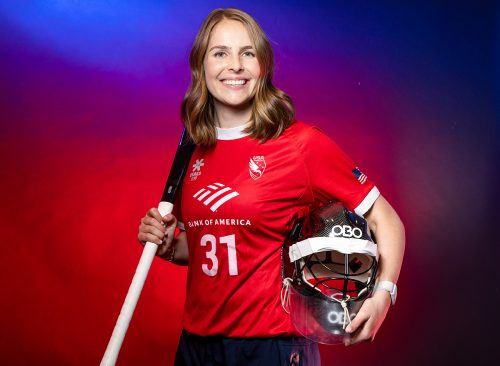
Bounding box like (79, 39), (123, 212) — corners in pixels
(208, 45), (254, 52)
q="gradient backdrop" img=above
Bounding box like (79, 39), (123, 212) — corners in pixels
(0, 1), (498, 365)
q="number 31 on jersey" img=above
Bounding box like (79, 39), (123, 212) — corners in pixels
(200, 234), (238, 276)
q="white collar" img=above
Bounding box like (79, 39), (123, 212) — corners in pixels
(216, 122), (251, 140)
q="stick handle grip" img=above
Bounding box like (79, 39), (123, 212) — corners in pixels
(100, 201), (174, 366)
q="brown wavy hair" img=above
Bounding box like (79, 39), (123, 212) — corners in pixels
(181, 8), (294, 147)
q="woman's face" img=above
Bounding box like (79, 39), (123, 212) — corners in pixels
(203, 19), (261, 115)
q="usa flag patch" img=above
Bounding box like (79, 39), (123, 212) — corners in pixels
(352, 167), (367, 184)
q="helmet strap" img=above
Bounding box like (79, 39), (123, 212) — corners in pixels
(281, 277), (293, 314)
(331, 295), (352, 330)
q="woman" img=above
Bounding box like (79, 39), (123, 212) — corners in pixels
(138, 8), (405, 366)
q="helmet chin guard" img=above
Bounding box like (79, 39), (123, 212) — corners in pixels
(281, 202), (378, 344)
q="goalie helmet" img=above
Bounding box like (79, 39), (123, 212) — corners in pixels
(281, 202), (378, 344)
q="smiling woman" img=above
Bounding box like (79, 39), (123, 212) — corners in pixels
(181, 8), (295, 147)
(137, 7), (405, 366)
(203, 20), (261, 127)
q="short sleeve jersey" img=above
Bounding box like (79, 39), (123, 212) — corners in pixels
(176, 121), (380, 337)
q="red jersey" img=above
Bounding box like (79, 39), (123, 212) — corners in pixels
(176, 121), (379, 337)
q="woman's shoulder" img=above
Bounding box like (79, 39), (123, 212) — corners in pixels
(283, 120), (330, 143)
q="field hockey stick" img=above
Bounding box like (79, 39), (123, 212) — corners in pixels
(101, 129), (195, 366)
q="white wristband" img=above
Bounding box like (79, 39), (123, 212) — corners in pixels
(374, 280), (397, 305)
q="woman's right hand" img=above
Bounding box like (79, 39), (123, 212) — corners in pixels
(138, 208), (178, 257)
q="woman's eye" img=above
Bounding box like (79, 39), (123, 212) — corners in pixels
(243, 51), (255, 57)
(214, 51), (225, 57)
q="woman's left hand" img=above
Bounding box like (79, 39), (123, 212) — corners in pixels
(344, 290), (391, 346)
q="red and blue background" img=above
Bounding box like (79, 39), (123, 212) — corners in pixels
(0, 1), (497, 365)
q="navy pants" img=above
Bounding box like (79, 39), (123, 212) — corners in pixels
(174, 330), (321, 366)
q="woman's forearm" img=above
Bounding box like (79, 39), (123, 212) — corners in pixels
(365, 195), (405, 285)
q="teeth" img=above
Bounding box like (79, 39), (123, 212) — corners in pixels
(222, 79), (246, 85)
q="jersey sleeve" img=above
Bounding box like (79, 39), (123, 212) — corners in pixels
(297, 125), (380, 216)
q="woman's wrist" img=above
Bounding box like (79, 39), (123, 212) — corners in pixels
(157, 244), (176, 262)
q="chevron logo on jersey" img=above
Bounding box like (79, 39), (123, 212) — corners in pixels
(352, 167), (367, 184)
(193, 183), (240, 212)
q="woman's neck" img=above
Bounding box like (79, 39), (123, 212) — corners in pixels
(214, 101), (252, 128)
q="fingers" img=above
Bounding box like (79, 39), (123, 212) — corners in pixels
(146, 207), (163, 222)
(345, 308), (369, 335)
(138, 208), (166, 245)
(142, 215), (165, 232)
(138, 208), (178, 247)
(138, 220), (165, 245)
(162, 214), (178, 249)
(162, 213), (178, 228)
(344, 310), (370, 346)
(345, 318), (375, 346)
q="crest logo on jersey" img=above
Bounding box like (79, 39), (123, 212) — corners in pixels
(193, 182), (239, 212)
(249, 156), (266, 180)
(352, 167), (367, 184)
(190, 159), (204, 181)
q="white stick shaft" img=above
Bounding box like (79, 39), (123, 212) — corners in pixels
(101, 201), (174, 366)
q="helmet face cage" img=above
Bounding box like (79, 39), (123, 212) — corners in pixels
(298, 250), (377, 301)
(282, 202), (378, 344)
